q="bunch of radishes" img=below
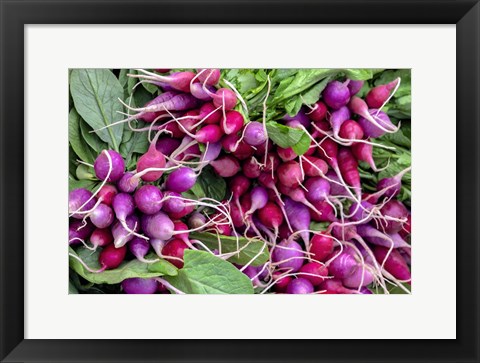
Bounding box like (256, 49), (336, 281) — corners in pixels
(69, 68), (411, 294)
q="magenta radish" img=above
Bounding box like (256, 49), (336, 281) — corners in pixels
(190, 82), (216, 101)
(272, 239), (305, 273)
(337, 148), (360, 189)
(286, 278), (314, 294)
(161, 239), (189, 268)
(339, 120), (364, 141)
(141, 212), (174, 240)
(277, 161), (303, 188)
(310, 200), (336, 222)
(129, 237), (159, 264)
(133, 70), (196, 92)
(195, 124), (223, 143)
(320, 279), (357, 294)
(99, 244), (127, 270)
(122, 278), (158, 294)
(301, 156), (328, 177)
(210, 155), (241, 177)
(304, 177), (331, 203)
(376, 166), (411, 198)
(90, 228), (113, 248)
(309, 233), (334, 262)
(322, 80), (351, 110)
(242, 157), (262, 179)
(351, 143), (381, 171)
(97, 184), (117, 206)
(199, 102), (222, 124)
(306, 101), (328, 122)
(112, 193), (135, 220)
(94, 150), (125, 182)
(162, 191), (186, 214)
(277, 146), (297, 162)
(165, 167), (197, 192)
(155, 136), (181, 156)
(257, 202), (284, 230)
(196, 68), (221, 86)
(299, 261), (328, 286)
(328, 106), (351, 139)
(221, 110), (244, 135)
(366, 78), (400, 108)
(378, 200), (409, 234)
(136, 139), (166, 182)
(69, 188), (96, 218)
(357, 224), (410, 249)
(373, 246), (411, 282)
(211, 88), (237, 110)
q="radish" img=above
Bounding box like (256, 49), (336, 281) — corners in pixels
(376, 166), (411, 198)
(117, 172), (139, 193)
(343, 264), (375, 289)
(97, 184), (117, 206)
(327, 250), (357, 279)
(90, 228), (113, 249)
(339, 120), (364, 141)
(306, 101), (328, 122)
(195, 125), (223, 143)
(135, 137), (167, 182)
(131, 70), (196, 92)
(357, 109), (397, 138)
(69, 188), (96, 219)
(112, 215), (140, 248)
(272, 239), (305, 273)
(199, 102), (222, 124)
(99, 244), (127, 270)
(277, 146), (297, 162)
(284, 197), (311, 247)
(188, 212), (206, 230)
(309, 200), (336, 222)
(299, 261), (328, 286)
(129, 237), (159, 263)
(122, 278), (158, 294)
(162, 239), (189, 268)
(301, 156), (328, 177)
(221, 110), (244, 135)
(69, 219), (94, 244)
(373, 246), (411, 282)
(272, 272), (292, 293)
(165, 167), (197, 192)
(89, 203), (114, 229)
(309, 233), (334, 262)
(351, 143), (382, 172)
(322, 80), (351, 110)
(347, 80), (364, 96)
(357, 224), (411, 249)
(242, 157), (262, 179)
(94, 150), (125, 182)
(286, 278), (314, 294)
(141, 212), (175, 240)
(277, 161), (303, 188)
(366, 78), (400, 108)
(378, 200), (409, 234)
(244, 121), (267, 146)
(210, 155), (241, 177)
(245, 186), (268, 215)
(196, 68), (221, 86)
(257, 202), (284, 230)
(329, 106), (351, 139)
(134, 185), (163, 215)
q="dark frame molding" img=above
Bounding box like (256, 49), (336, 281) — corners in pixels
(1, 0), (478, 362)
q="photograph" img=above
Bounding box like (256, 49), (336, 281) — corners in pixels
(68, 68), (412, 295)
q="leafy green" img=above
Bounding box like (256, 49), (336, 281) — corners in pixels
(266, 121), (305, 148)
(164, 250), (254, 294)
(196, 166), (226, 201)
(79, 118), (108, 153)
(147, 259), (179, 276)
(70, 69), (124, 151)
(69, 247), (176, 285)
(343, 68), (374, 81)
(68, 109), (95, 164)
(190, 232), (269, 266)
(68, 175), (98, 192)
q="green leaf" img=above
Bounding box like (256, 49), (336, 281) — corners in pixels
(291, 132), (311, 156)
(118, 68), (129, 88)
(300, 75), (332, 105)
(266, 121), (306, 148)
(69, 280), (79, 294)
(133, 86), (153, 109)
(68, 175), (98, 192)
(142, 81), (158, 94)
(69, 109), (95, 164)
(69, 247), (173, 284)
(164, 250), (254, 294)
(119, 95), (149, 165)
(196, 166), (226, 201)
(70, 69), (124, 152)
(343, 69), (374, 81)
(148, 259), (179, 276)
(79, 118), (108, 153)
(190, 232), (269, 266)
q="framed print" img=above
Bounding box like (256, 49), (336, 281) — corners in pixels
(1, 0), (479, 362)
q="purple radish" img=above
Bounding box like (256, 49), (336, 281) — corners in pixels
(286, 278), (314, 294)
(165, 167), (197, 193)
(347, 80), (364, 96)
(284, 197), (311, 247)
(94, 150), (125, 182)
(141, 212), (175, 240)
(210, 156), (240, 177)
(122, 278), (158, 294)
(89, 203), (114, 229)
(112, 215), (140, 248)
(272, 239), (305, 273)
(117, 172), (139, 193)
(134, 185), (163, 215)
(322, 80), (351, 110)
(69, 188), (96, 218)
(244, 121), (267, 146)
(376, 166), (411, 198)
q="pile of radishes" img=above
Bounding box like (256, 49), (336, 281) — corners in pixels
(69, 68), (411, 294)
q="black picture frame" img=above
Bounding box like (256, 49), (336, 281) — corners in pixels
(1, 0), (478, 362)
